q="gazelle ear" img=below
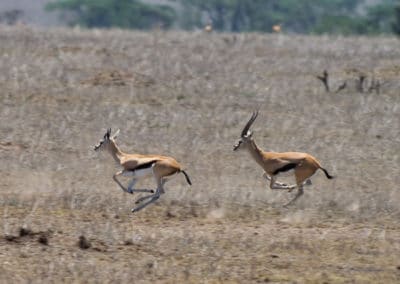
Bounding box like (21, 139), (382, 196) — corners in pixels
(112, 129), (120, 139)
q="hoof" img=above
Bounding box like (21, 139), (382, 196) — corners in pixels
(304, 179), (312, 186)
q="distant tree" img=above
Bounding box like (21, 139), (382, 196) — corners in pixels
(46, 0), (176, 29)
(287, 0), (398, 35)
(393, 3), (400, 34)
(363, 2), (397, 34)
(179, 0), (365, 33)
(0, 9), (24, 25)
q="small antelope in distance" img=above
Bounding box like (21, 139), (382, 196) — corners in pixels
(94, 128), (192, 213)
(272, 24), (282, 33)
(233, 111), (334, 207)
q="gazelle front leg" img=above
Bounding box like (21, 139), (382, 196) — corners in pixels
(127, 178), (154, 194)
(113, 170), (153, 194)
(113, 170), (130, 193)
(264, 173), (311, 189)
(269, 175), (296, 190)
(263, 173), (289, 187)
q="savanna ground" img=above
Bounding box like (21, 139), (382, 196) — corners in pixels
(0, 25), (399, 283)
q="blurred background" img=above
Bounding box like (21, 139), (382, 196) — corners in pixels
(1, 1), (399, 282)
(1, 0), (399, 35)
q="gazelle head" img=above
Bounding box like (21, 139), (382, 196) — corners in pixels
(233, 111), (258, 151)
(94, 128), (120, 151)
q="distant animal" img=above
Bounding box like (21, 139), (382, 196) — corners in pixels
(233, 111), (334, 206)
(204, 20), (213, 33)
(272, 24), (282, 33)
(94, 128), (192, 213)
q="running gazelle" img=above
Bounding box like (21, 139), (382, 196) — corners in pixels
(94, 128), (192, 213)
(233, 111), (334, 206)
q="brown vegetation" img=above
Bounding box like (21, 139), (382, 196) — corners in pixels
(0, 26), (399, 282)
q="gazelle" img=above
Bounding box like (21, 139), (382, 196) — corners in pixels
(94, 128), (192, 213)
(233, 111), (334, 206)
(272, 24), (282, 33)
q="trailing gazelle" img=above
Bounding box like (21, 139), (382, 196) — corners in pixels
(94, 128), (192, 213)
(233, 111), (334, 206)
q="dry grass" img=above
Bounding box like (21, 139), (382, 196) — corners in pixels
(0, 25), (399, 283)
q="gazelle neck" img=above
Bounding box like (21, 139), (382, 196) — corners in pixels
(107, 140), (124, 164)
(246, 139), (265, 166)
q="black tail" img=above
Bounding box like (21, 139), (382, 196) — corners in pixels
(181, 170), (192, 186)
(321, 167), (334, 179)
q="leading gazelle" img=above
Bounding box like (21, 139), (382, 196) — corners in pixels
(233, 111), (334, 206)
(94, 128), (192, 213)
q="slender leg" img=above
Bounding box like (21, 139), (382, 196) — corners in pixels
(132, 176), (165, 213)
(263, 173), (288, 187)
(113, 170), (130, 193)
(132, 188), (161, 213)
(264, 173), (310, 189)
(284, 185), (304, 207)
(135, 193), (156, 204)
(113, 170), (153, 194)
(135, 178), (167, 204)
(269, 175), (296, 190)
(127, 178), (154, 194)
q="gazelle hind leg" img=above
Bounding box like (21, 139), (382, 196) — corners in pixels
(132, 177), (165, 212)
(132, 189), (161, 212)
(134, 178), (167, 204)
(135, 193), (156, 204)
(284, 185), (304, 207)
(133, 182), (160, 209)
(284, 167), (315, 207)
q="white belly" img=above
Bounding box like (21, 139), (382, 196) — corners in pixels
(123, 168), (153, 178)
(276, 168), (295, 177)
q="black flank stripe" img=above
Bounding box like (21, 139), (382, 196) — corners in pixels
(134, 160), (157, 171)
(273, 163), (297, 175)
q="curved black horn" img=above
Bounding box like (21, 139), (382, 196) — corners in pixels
(241, 110), (259, 137)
